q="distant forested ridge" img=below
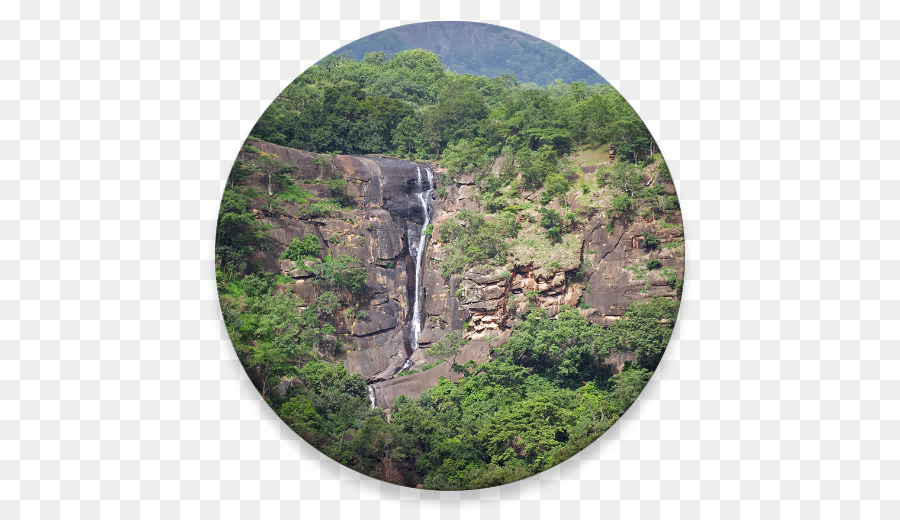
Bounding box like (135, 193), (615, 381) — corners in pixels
(333, 21), (606, 86)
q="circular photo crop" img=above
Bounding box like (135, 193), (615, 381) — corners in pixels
(216, 21), (684, 489)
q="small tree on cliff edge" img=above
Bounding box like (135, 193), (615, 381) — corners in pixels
(256, 152), (294, 196)
(428, 330), (468, 364)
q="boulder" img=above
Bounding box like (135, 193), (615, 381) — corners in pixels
(368, 332), (500, 408)
(290, 280), (318, 304)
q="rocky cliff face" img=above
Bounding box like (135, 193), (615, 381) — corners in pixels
(236, 140), (684, 408)
(237, 142), (429, 383)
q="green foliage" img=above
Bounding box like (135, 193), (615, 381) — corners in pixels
(310, 255), (368, 296)
(498, 148), (517, 183)
(666, 271), (684, 297)
(598, 297), (680, 369)
(343, 304), (369, 321)
(307, 200), (342, 218)
(438, 210), (519, 276)
(217, 279), (341, 400)
(538, 207), (564, 244)
(608, 364), (653, 412)
(277, 183), (315, 204)
(660, 195), (679, 213)
(657, 160), (671, 181)
(248, 49), (657, 186)
(281, 234), (322, 262)
(279, 361), (371, 460)
(222, 47), (679, 490)
(543, 172), (570, 201)
(299, 361), (368, 399)
(606, 161), (645, 196)
(420, 361), (443, 372)
(518, 145), (559, 190)
(312, 291), (341, 318)
(228, 160), (256, 187)
(226, 293), (675, 489)
(256, 152), (295, 196)
(215, 186), (273, 273)
(428, 331), (468, 363)
(497, 308), (609, 386)
(643, 233), (660, 251)
(608, 193), (633, 222)
(441, 138), (491, 174)
(646, 259), (662, 270)
(326, 173), (355, 207)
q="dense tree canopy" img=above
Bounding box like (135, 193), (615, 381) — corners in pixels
(250, 50), (653, 180)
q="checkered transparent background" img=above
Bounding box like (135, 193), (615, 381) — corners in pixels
(2, 1), (898, 518)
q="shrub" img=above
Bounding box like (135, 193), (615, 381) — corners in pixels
(277, 184), (314, 204)
(310, 255), (368, 296)
(428, 330), (468, 363)
(660, 195), (679, 213)
(282, 234), (321, 262)
(543, 172), (570, 200)
(538, 207), (564, 244)
(666, 272), (684, 297)
(646, 259), (662, 270)
(326, 176), (354, 207)
(308, 200), (341, 218)
(658, 161), (671, 182)
(608, 193), (633, 221)
(439, 210), (518, 276)
(519, 145), (558, 190)
(643, 233), (660, 251)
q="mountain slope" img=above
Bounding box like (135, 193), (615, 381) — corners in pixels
(332, 21), (606, 86)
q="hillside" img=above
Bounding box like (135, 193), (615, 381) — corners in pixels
(219, 47), (681, 489)
(331, 21), (606, 86)
(216, 138), (683, 488)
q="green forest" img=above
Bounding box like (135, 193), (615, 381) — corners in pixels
(219, 269), (677, 489)
(218, 49), (681, 488)
(251, 48), (655, 167)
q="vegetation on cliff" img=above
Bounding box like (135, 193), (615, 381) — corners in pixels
(216, 48), (683, 489)
(271, 301), (675, 489)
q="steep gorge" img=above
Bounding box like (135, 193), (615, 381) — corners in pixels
(235, 140), (684, 409)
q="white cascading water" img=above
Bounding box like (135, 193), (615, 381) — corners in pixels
(408, 165), (435, 352)
(368, 165), (435, 407)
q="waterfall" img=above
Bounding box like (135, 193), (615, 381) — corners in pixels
(409, 166), (435, 351)
(366, 164), (435, 407)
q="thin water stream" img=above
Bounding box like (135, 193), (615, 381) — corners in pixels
(368, 165), (435, 408)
